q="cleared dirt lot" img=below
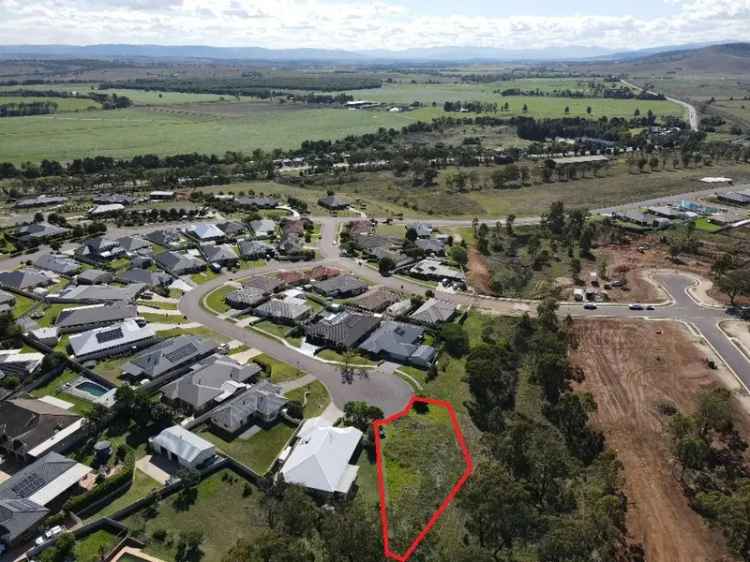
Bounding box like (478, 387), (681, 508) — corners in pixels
(571, 319), (738, 562)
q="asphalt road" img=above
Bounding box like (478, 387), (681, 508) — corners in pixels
(622, 79), (700, 131)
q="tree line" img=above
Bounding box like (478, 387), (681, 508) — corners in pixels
(0, 100), (58, 117)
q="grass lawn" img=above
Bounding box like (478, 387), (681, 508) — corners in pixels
(203, 285), (235, 314)
(694, 217), (723, 233)
(252, 319), (292, 339)
(36, 303), (66, 327)
(190, 269), (219, 285)
(12, 294), (38, 317)
(74, 529), (122, 562)
(140, 312), (189, 324)
(108, 257), (131, 272)
(137, 299), (177, 310)
(253, 354), (303, 383)
(30, 369), (94, 415)
(93, 355), (131, 386)
(285, 381), (331, 418)
(198, 422), (297, 475)
(316, 348), (376, 366)
(156, 326), (230, 342)
(84, 469), (161, 523)
(123, 469), (269, 562)
(238, 258), (265, 271)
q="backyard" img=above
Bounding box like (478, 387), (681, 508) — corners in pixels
(30, 369), (94, 415)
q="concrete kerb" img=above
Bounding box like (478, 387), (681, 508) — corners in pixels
(394, 369), (424, 391)
(686, 319), (750, 396)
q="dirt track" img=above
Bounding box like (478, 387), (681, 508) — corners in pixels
(571, 320), (736, 562)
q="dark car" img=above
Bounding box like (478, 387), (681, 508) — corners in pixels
(583, 303), (597, 310)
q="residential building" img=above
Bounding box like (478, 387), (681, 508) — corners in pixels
(145, 230), (183, 249)
(0, 289), (16, 315)
(118, 268), (172, 287)
(348, 287), (401, 313)
(76, 269), (114, 285)
(29, 327), (58, 347)
(409, 259), (465, 282)
(0, 399), (83, 462)
(311, 274), (368, 299)
(238, 240), (276, 260)
(646, 206), (686, 220)
(0, 349), (44, 380)
(318, 194), (350, 210)
(76, 237), (125, 261)
(161, 356), (262, 414)
(717, 191), (750, 206)
(277, 233), (306, 257)
(201, 244), (239, 267)
(217, 221), (247, 238)
(359, 321), (437, 367)
(14, 222), (68, 245)
(122, 335), (218, 380)
(226, 287), (268, 309)
(0, 452), (91, 547)
(409, 223), (433, 238)
(210, 380), (287, 433)
(249, 219), (276, 239)
(305, 311), (380, 349)
(188, 223), (225, 243)
(253, 297), (311, 324)
(149, 191), (175, 200)
(93, 193), (135, 206)
(236, 196), (279, 209)
(0, 269), (53, 292)
(14, 195), (67, 209)
(57, 283), (146, 303)
(155, 251), (205, 276)
(410, 298), (457, 325)
(130, 255), (154, 269)
(350, 233), (396, 253)
(280, 418), (362, 496)
(88, 203), (125, 217)
(308, 266), (340, 281)
(117, 235), (150, 253)
(148, 426), (216, 469)
(415, 238), (446, 255)
(69, 319), (158, 361)
(32, 254), (80, 276)
(243, 275), (285, 294)
(369, 247), (413, 268)
(54, 303), (138, 333)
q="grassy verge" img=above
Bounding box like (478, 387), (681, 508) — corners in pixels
(190, 270), (219, 285)
(316, 348), (376, 366)
(203, 285), (235, 314)
(285, 381), (331, 418)
(253, 354), (302, 383)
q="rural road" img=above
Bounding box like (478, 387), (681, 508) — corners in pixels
(622, 79), (700, 131)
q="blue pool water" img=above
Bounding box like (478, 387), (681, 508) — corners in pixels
(75, 381), (108, 397)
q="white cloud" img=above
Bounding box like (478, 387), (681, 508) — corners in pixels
(0, 0), (747, 50)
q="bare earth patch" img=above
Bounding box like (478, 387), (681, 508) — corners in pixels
(466, 247), (492, 295)
(571, 319), (738, 562)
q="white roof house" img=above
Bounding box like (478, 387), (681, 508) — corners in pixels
(69, 319), (157, 360)
(149, 425), (216, 469)
(280, 419), (362, 495)
(189, 223), (225, 241)
(88, 203), (125, 216)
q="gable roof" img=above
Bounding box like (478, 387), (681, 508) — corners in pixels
(238, 240), (275, 259)
(210, 380), (287, 433)
(201, 244), (239, 263)
(312, 274), (368, 297)
(0, 400), (81, 455)
(305, 311), (380, 348)
(32, 254), (81, 275)
(58, 284), (145, 303)
(189, 223), (225, 240)
(0, 269), (52, 291)
(69, 319), (156, 358)
(76, 269), (113, 284)
(149, 426), (215, 464)
(410, 298), (457, 325)
(318, 194), (349, 209)
(122, 335), (218, 379)
(118, 268), (172, 287)
(254, 298), (311, 322)
(155, 251), (205, 274)
(116, 236), (150, 252)
(348, 287), (401, 312)
(281, 422), (362, 493)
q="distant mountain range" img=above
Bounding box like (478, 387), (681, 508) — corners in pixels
(0, 40), (743, 63)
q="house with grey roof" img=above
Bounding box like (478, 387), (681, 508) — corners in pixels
(13, 222), (68, 245)
(122, 335), (218, 381)
(348, 287), (401, 313)
(318, 194), (350, 210)
(69, 319), (158, 361)
(369, 247), (414, 268)
(32, 254), (80, 276)
(243, 275), (285, 294)
(162, 356), (262, 414)
(76, 237), (125, 261)
(359, 321), (437, 367)
(155, 251), (205, 276)
(57, 283), (146, 304)
(249, 219), (276, 239)
(415, 238), (446, 255)
(312, 274), (368, 299)
(93, 193), (135, 206)
(117, 235), (150, 253)
(0, 400), (83, 463)
(225, 287), (268, 309)
(409, 259), (465, 282)
(410, 298), (457, 326)
(201, 244), (239, 267)
(0, 289), (16, 315)
(0, 349), (44, 381)
(188, 223), (225, 243)
(0, 452), (91, 546)
(0, 269), (52, 292)
(210, 380), (287, 434)
(717, 191), (750, 206)
(253, 297), (311, 325)
(118, 268), (172, 287)
(237, 196), (280, 209)
(239, 240), (276, 260)
(305, 311), (380, 349)
(145, 229), (184, 249)
(14, 195), (67, 209)
(76, 269), (114, 285)
(149, 426), (215, 470)
(217, 221), (247, 238)
(409, 223), (433, 238)
(55, 303), (138, 333)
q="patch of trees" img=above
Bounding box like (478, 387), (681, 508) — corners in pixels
(0, 100), (58, 117)
(712, 249), (750, 306)
(443, 100), (499, 113)
(513, 115), (632, 142)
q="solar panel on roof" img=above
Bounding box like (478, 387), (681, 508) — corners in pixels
(10, 474), (47, 498)
(165, 343), (198, 364)
(96, 327), (124, 344)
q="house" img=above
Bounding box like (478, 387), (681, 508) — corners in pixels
(0, 349), (44, 381)
(210, 380), (287, 433)
(236, 196), (280, 209)
(76, 237), (125, 261)
(305, 311), (380, 349)
(318, 194), (350, 210)
(253, 297), (311, 324)
(308, 266), (340, 281)
(350, 233), (396, 253)
(279, 418), (362, 496)
(408, 223), (433, 238)
(32, 254), (81, 276)
(161, 356), (262, 414)
(348, 287), (401, 313)
(55, 303), (138, 333)
(277, 233), (306, 257)
(29, 327), (59, 347)
(57, 284), (146, 304)
(243, 275), (285, 294)
(14, 195), (67, 209)
(646, 206), (685, 220)
(717, 192), (750, 206)
(225, 287), (268, 309)
(122, 335), (218, 381)
(149, 426), (215, 469)
(0, 452), (91, 547)
(249, 219), (276, 239)
(93, 193), (135, 206)
(238, 240), (276, 260)
(217, 221), (247, 238)
(149, 190), (175, 200)
(119, 268), (171, 288)
(76, 269), (114, 285)
(359, 321), (437, 367)
(201, 244), (239, 267)
(369, 247), (413, 268)
(188, 223), (225, 243)
(311, 275), (368, 299)
(346, 220), (371, 236)
(130, 255), (154, 269)
(0, 269), (53, 292)
(410, 298), (457, 325)
(415, 238), (446, 255)
(69, 319), (158, 361)
(88, 203), (125, 217)
(0, 289), (16, 314)
(276, 270), (309, 286)
(613, 210), (671, 228)
(14, 222), (68, 245)
(117, 235), (150, 253)
(0, 399), (83, 463)
(409, 259), (465, 282)
(155, 251), (205, 276)
(145, 230), (183, 249)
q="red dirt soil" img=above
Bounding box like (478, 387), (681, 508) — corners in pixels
(571, 320), (742, 562)
(466, 247), (492, 295)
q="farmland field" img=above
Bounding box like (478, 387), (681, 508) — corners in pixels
(0, 104), (438, 163)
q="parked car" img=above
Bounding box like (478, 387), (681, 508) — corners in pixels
(646, 305), (655, 311)
(583, 303), (597, 310)
(629, 303), (644, 310)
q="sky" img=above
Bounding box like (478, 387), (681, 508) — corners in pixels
(0, 0), (748, 51)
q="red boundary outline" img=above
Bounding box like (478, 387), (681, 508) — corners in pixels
(372, 396), (474, 562)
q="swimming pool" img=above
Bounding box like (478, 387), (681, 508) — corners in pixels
(75, 380), (108, 397)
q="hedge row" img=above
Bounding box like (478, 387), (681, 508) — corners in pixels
(64, 451), (135, 514)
